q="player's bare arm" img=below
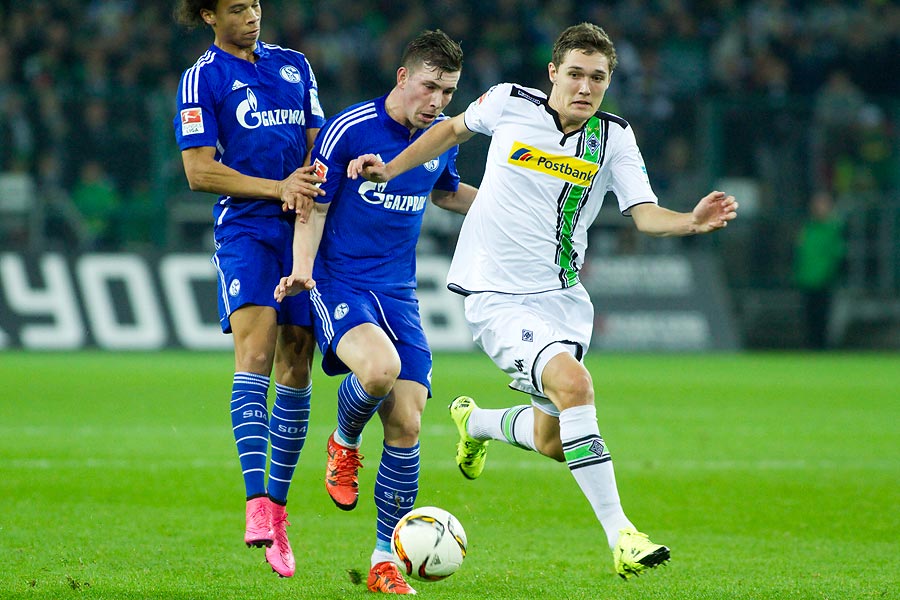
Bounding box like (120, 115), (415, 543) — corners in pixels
(181, 146), (324, 215)
(630, 191), (738, 237)
(431, 183), (478, 215)
(281, 127), (326, 220)
(279, 165), (326, 223)
(347, 113), (475, 183)
(274, 201), (330, 303)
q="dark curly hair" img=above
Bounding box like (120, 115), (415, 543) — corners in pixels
(173, 0), (218, 29)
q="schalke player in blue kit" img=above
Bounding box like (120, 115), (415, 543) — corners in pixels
(173, 0), (325, 578)
(275, 30), (477, 594)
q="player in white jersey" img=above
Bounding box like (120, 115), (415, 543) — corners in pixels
(349, 23), (738, 579)
(445, 82), (656, 295)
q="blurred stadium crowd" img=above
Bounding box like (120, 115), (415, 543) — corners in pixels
(0, 1), (898, 297)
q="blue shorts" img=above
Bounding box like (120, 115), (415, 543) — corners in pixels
(310, 281), (432, 395)
(211, 215), (312, 333)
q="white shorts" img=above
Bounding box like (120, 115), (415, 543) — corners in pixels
(463, 285), (594, 410)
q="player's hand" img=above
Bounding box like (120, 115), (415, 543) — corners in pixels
(347, 154), (390, 182)
(280, 166), (325, 222)
(691, 191), (738, 233)
(274, 273), (316, 302)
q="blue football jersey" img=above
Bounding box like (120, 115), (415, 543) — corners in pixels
(310, 95), (461, 290)
(174, 42), (326, 223)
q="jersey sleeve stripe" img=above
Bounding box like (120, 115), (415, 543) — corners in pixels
(181, 52), (212, 104)
(261, 41), (303, 56)
(182, 50), (215, 105)
(318, 103), (377, 159)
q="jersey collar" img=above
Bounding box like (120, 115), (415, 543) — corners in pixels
(209, 40), (269, 63)
(544, 102), (599, 142)
(375, 94), (431, 140)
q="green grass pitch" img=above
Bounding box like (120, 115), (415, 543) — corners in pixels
(1, 351), (897, 599)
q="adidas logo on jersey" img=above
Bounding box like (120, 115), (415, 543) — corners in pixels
(232, 80), (248, 91)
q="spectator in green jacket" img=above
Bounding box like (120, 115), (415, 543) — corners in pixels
(793, 190), (846, 349)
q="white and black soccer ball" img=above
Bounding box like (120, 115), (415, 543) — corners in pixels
(391, 506), (467, 581)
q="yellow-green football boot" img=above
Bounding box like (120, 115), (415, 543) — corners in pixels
(449, 396), (489, 480)
(613, 528), (670, 579)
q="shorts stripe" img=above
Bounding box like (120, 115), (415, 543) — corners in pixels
(210, 251), (231, 317)
(369, 291), (398, 341)
(310, 287), (334, 343)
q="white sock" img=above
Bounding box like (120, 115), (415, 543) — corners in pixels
(371, 548), (394, 567)
(559, 405), (634, 549)
(335, 428), (361, 449)
(468, 405), (537, 452)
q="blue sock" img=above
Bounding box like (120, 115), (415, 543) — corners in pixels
(230, 372), (270, 498)
(373, 443), (419, 549)
(266, 383), (311, 504)
(336, 373), (385, 446)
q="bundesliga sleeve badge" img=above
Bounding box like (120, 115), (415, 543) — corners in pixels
(313, 158), (328, 180)
(180, 107), (204, 135)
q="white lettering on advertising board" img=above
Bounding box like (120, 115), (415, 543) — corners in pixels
(0, 252), (473, 351)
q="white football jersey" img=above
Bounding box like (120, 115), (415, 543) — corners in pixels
(447, 83), (658, 295)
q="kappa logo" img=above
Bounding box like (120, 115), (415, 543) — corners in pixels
(334, 303), (349, 320)
(514, 359), (525, 373)
(514, 87), (542, 105)
(228, 279), (241, 297)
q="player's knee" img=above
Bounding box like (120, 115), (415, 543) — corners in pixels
(356, 361), (401, 397)
(238, 349), (273, 374)
(551, 374), (594, 410)
(395, 418), (421, 443)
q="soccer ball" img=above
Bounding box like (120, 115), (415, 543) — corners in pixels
(391, 506), (467, 581)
